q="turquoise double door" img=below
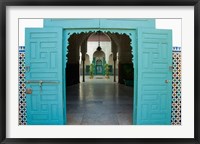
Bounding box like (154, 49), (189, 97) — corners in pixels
(25, 27), (172, 125)
(96, 65), (103, 75)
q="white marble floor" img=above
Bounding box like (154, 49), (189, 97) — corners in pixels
(66, 76), (133, 125)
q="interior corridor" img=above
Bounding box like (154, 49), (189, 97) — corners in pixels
(67, 76), (133, 125)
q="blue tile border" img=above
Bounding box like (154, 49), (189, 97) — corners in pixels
(172, 46), (181, 52)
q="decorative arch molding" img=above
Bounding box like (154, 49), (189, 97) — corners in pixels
(63, 29), (136, 69)
(87, 32), (111, 41)
(80, 32), (93, 53)
(106, 33), (120, 52)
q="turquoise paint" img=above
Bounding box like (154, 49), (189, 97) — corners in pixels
(62, 30), (68, 124)
(25, 18), (172, 125)
(92, 58), (107, 75)
(44, 19), (100, 29)
(136, 28), (172, 125)
(44, 19), (155, 29)
(25, 27), (65, 125)
(99, 19), (155, 29)
(96, 65), (103, 75)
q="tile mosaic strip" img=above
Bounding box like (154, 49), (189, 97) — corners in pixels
(18, 49), (27, 125)
(171, 51), (181, 125)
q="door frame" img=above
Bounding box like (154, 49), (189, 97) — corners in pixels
(62, 28), (137, 124)
(44, 18), (155, 124)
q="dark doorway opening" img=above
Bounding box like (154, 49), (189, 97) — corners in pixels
(66, 32), (134, 125)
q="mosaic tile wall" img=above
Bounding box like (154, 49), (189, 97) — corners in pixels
(18, 46), (181, 125)
(19, 46), (27, 125)
(171, 47), (181, 125)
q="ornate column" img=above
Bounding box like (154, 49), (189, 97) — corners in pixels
(108, 33), (120, 83)
(81, 40), (87, 82)
(113, 54), (117, 82)
(111, 41), (118, 82)
(82, 56), (85, 82)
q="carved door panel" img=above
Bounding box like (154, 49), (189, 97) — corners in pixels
(25, 28), (65, 125)
(136, 28), (172, 125)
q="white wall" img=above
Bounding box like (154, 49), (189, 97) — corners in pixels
(87, 42), (112, 63)
(19, 19), (43, 46)
(156, 19), (181, 47)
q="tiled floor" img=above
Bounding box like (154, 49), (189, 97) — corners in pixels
(66, 76), (133, 125)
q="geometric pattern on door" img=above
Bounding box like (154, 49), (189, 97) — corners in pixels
(25, 28), (64, 125)
(18, 46), (181, 125)
(19, 45), (181, 125)
(19, 48), (181, 125)
(136, 28), (172, 125)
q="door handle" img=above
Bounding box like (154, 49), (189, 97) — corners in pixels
(26, 80), (60, 92)
(26, 80), (60, 93)
(165, 80), (170, 83)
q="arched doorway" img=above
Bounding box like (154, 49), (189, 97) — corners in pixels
(65, 31), (134, 125)
(86, 31), (112, 78)
(25, 19), (172, 125)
